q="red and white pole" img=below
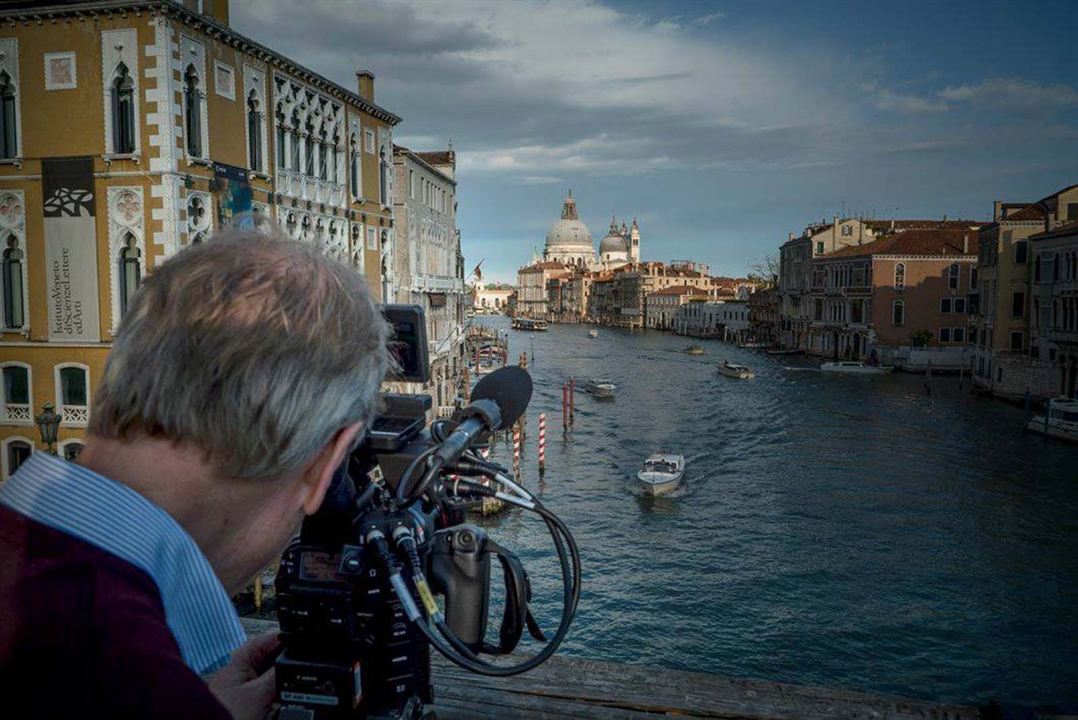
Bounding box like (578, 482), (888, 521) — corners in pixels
(538, 412), (546, 476)
(512, 425), (521, 478)
(569, 377), (575, 425)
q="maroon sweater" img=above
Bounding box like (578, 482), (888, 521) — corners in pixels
(0, 504), (232, 719)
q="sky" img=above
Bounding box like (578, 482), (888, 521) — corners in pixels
(232, 0), (1078, 284)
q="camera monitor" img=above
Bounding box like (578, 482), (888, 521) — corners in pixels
(384, 304), (430, 384)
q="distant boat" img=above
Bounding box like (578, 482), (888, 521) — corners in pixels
(738, 341), (768, 349)
(588, 329), (599, 338)
(766, 348), (804, 356)
(820, 361), (893, 375)
(717, 360), (754, 379)
(684, 345), (704, 355)
(583, 378), (617, 398)
(511, 318), (549, 331)
(637, 453), (685, 496)
(1026, 397), (1078, 443)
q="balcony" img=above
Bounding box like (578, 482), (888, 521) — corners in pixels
(3, 403), (31, 424)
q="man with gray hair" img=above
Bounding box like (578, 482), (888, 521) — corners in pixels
(0, 229), (390, 718)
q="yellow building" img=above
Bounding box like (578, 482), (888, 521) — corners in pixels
(0, 0), (401, 476)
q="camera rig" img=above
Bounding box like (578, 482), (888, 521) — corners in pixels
(273, 306), (581, 719)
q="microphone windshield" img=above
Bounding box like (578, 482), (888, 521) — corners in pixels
(470, 366), (533, 430)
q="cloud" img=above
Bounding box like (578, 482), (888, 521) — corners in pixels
(938, 78), (1078, 108)
(520, 176), (564, 185)
(692, 12), (726, 25)
(872, 89), (949, 113)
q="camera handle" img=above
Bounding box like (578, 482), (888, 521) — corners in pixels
(484, 538), (546, 655)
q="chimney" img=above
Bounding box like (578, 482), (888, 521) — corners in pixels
(993, 200), (1002, 222)
(963, 234), (969, 254)
(356, 70), (375, 101)
(787, 232), (794, 242)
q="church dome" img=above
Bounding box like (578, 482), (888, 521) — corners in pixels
(545, 191), (593, 249)
(599, 216), (628, 255)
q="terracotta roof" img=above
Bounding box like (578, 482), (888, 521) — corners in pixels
(1002, 204), (1049, 222)
(649, 285), (708, 297)
(865, 219), (982, 232)
(822, 229), (979, 259)
(414, 150), (455, 167)
(519, 260), (568, 272)
(1029, 219), (1078, 241)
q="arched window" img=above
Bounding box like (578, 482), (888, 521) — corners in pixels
(1054, 253), (1061, 282)
(331, 132), (340, 185)
(948, 263), (959, 290)
(112, 64), (135, 154)
(119, 233), (141, 317)
(349, 133), (359, 198)
(379, 147), (387, 206)
(1034, 254), (1042, 282)
(2, 235), (24, 328)
(970, 264), (978, 290)
(2, 437), (32, 480)
(56, 364), (89, 426)
(892, 300), (904, 326)
(274, 102), (286, 169)
(1053, 299), (1059, 328)
(0, 71), (16, 159)
(1, 363), (30, 423)
(61, 440), (84, 462)
(894, 263), (905, 289)
(318, 128), (328, 181)
(304, 119), (315, 176)
(247, 91), (262, 172)
(290, 110), (301, 171)
(184, 65), (202, 157)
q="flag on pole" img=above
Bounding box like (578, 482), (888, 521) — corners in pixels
(472, 259), (484, 281)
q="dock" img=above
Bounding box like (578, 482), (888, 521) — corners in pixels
(240, 619), (987, 719)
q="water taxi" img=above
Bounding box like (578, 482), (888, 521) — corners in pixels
(588, 329), (599, 338)
(637, 454), (685, 496)
(583, 378), (617, 398)
(717, 361), (754, 379)
(1026, 397), (1078, 443)
(684, 345), (704, 355)
(511, 318), (549, 331)
(820, 361), (893, 375)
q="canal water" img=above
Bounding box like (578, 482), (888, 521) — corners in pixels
(471, 315), (1077, 707)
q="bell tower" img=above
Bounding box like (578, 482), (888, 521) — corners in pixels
(630, 218), (641, 263)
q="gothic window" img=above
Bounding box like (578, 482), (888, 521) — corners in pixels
(275, 102), (286, 168)
(111, 64), (135, 154)
(2, 235), (23, 328)
(290, 110), (301, 171)
(892, 300), (904, 326)
(331, 133), (340, 184)
(349, 133), (359, 198)
(119, 233), (141, 317)
(318, 128), (328, 181)
(894, 263), (905, 289)
(305, 119), (315, 176)
(0, 71), (15, 159)
(1034, 254), (1042, 282)
(247, 91), (262, 172)
(948, 263), (959, 290)
(184, 65), (202, 158)
(970, 264), (978, 290)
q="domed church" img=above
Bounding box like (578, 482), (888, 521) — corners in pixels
(542, 190), (640, 270)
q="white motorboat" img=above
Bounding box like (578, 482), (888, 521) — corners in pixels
(716, 361), (754, 379)
(637, 453), (685, 496)
(583, 378), (617, 398)
(820, 361), (893, 375)
(1026, 397), (1078, 443)
(588, 329), (599, 338)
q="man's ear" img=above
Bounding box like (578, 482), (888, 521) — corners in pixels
(298, 421), (365, 516)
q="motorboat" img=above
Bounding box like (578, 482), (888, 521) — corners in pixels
(637, 453), (685, 496)
(1026, 397), (1078, 443)
(588, 329), (599, 338)
(820, 361), (893, 375)
(583, 378), (617, 398)
(684, 345), (704, 355)
(511, 318), (549, 331)
(716, 361), (754, 379)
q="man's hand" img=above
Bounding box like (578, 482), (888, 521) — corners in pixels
(207, 632), (281, 720)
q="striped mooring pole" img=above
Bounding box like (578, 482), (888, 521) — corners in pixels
(562, 383), (569, 430)
(512, 425), (521, 478)
(538, 412), (546, 476)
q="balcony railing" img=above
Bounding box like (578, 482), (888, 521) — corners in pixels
(3, 403), (31, 424)
(60, 405), (89, 427)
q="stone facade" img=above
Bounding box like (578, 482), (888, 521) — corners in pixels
(1030, 220), (1078, 398)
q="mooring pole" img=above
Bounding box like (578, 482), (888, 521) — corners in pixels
(562, 383), (569, 431)
(538, 412), (546, 476)
(512, 425), (521, 479)
(569, 377), (575, 425)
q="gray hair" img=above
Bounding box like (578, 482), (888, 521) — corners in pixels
(90, 228), (390, 479)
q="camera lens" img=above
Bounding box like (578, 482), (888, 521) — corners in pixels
(459, 530), (473, 546)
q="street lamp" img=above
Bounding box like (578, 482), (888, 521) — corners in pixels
(35, 402), (62, 455)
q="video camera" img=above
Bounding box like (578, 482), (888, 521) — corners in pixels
(273, 305), (581, 719)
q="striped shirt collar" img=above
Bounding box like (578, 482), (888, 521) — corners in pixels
(0, 452), (247, 674)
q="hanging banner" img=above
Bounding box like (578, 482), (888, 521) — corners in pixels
(43, 156), (101, 342)
(214, 162), (253, 229)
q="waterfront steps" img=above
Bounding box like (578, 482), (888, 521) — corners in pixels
(242, 619), (989, 719)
